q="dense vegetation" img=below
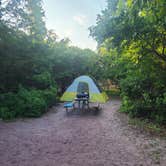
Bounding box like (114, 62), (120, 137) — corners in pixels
(0, 0), (166, 125)
(0, 0), (98, 119)
(90, 0), (166, 124)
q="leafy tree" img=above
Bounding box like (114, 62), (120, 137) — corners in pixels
(26, 0), (47, 40)
(90, 0), (166, 124)
(90, 0), (166, 61)
(0, 0), (99, 119)
(0, 0), (29, 29)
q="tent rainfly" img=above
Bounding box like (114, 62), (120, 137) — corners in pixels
(60, 75), (108, 103)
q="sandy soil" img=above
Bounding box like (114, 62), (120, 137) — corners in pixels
(0, 99), (166, 166)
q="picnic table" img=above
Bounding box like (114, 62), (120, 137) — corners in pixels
(64, 96), (89, 113)
(74, 97), (89, 111)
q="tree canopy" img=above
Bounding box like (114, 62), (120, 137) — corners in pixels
(90, 0), (166, 124)
(0, 0), (99, 119)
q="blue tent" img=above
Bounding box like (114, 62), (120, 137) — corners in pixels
(61, 75), (108, 103)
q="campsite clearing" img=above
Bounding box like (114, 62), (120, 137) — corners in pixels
(0, 99), (166, 166)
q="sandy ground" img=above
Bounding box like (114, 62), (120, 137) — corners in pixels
(0, 99), (166, 166)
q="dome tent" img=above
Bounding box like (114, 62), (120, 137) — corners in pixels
(60, 75), (108, 103)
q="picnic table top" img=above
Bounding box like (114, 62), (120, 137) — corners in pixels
(74, 97), (89, 101)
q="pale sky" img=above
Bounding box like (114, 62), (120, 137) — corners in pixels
(43, 0), (106, 51)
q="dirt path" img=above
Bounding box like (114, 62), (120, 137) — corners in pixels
(0, 99), (166, 166)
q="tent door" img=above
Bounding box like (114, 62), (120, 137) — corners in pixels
(77, 82), (89, 94)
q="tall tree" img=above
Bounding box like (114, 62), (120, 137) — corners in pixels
(0, 0), (29, 29)
(26, 0), (46, 40)
(90, 0), (166, 62)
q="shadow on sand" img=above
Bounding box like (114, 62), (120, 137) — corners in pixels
(65, 106), (102, 117)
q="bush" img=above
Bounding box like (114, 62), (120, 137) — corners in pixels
(105, 88), (120, 97)
(16, 87), (47, 117)
(42, 86), (57, 107)
(0, 92), (19, 119)
(153, 93), (166, 124)
(120, 72), (166, 124)
(0, 107), (15, 120)
(0, 85), (57, 120)
(32, 72), (54, 89)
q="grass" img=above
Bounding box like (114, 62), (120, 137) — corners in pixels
(128, 118), (166, 137)
(105, 88), (120, 97)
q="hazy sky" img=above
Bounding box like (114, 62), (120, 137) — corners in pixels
(43, 0), (106, 50)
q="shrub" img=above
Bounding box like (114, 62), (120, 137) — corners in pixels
(16, 87), (47, 117)
(153, 93), (166, 124)
(0, 85), (57, 120)
(0, 92), (19, 120)
(120, 72), (166, 124)
(32, 72), (54, 89)
(0, 107), (15, 120)
(42, 86), (57, 107)
(105, 88), (120, 97)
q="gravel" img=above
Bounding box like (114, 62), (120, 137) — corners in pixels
(0, 99), (166, 166)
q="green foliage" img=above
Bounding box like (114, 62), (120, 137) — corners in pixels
(42, 86), (57, 107)
(32, 72), (54, 89)
(120, 71), (166, 124)
(105, 88), (120, 97)
(0, 86), (57, 120)
(0, 20), (98, 119)
(128, 118), (166, 137)
(16, 86), (47, 117)
(0, 107), (15, 120)
(26, 0), (47, 40)
(90, 0), (166, 124)
(90, 0), (166, 61)
(0, 0), (99, 120)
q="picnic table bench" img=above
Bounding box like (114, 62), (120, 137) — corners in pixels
(64, 101), (76, 112)
(64, 97), (90, 113)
